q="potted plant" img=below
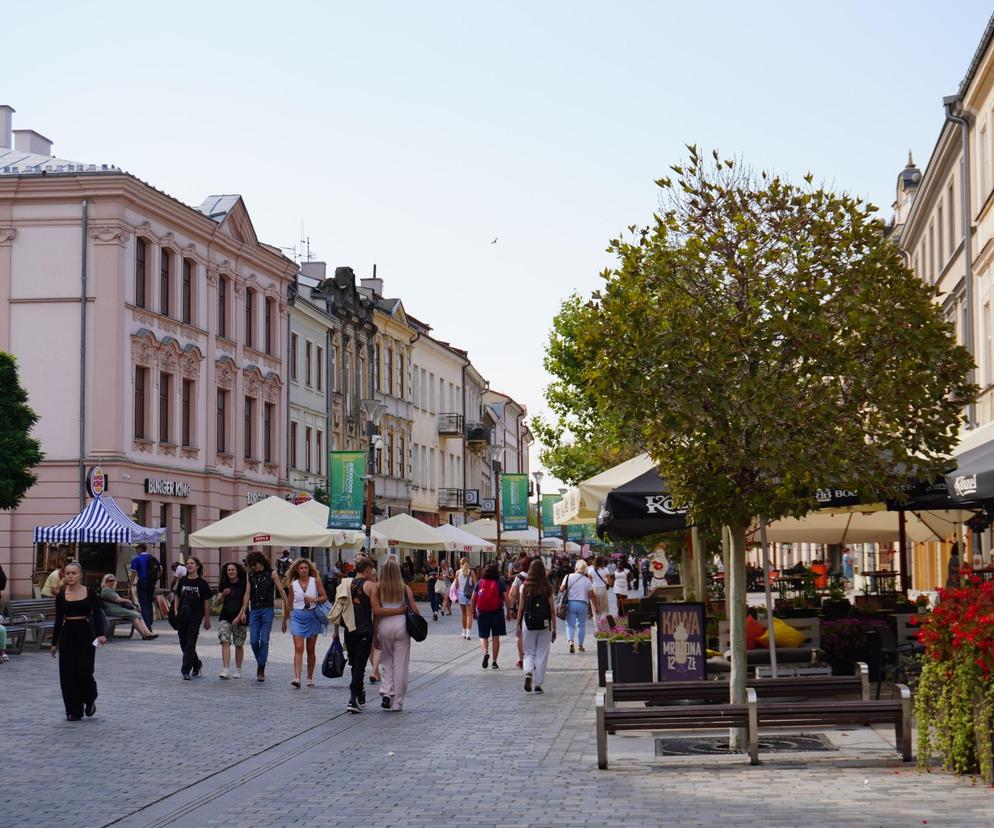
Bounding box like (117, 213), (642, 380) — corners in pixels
(822, 584), (851, 619)
(914, 594), (930, 614)
(595, 620), (653, 684)
(820, 616), (887, 679)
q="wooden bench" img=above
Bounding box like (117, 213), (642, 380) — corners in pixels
(595, 676), (912, 769)
(605, 663), (869, 708)
(0, 614), (29, 655)
(7, 598), (57, 650)
(716, 616), (823, 671)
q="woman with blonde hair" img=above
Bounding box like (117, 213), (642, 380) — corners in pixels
(98, 574), (157, 639)
(558, 559), (597, 653)
(371, 558), (419, 711)
(281, 558), (327, 688)
(455, 557), (476, 639)
(50, 562), (107, 719)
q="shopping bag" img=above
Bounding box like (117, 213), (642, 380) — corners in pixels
(321, 638), (346, 679)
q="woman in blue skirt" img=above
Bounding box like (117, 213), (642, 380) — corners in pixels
(281, 558), (327, 688)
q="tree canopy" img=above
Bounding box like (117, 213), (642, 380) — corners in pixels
(0, 352), (44, 510)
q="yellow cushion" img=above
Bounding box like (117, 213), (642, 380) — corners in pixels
(758, 617), (806, 648)
(706, 648), (722, 658)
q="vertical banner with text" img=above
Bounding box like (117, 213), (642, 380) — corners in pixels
(541, 494), (560, 533)
(501, 473), (529, 531)
(327, 451), (366, 529)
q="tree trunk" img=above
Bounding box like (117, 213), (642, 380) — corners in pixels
(683, 531), (696, 601)
(726, 522), (749, 749)
(695, 529), (708, 605)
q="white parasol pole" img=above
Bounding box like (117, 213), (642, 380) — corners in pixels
(760, 516), (778, 678)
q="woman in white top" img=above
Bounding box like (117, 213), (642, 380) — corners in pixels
(281, 558), (327, 688)
(590, 556), (614, 627)
(558, 560), (598, 653)
(455, 558), (476, 640)
(437, 559), (453, 616)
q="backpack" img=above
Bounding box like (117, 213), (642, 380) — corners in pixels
(144, 554), (162, 585)
(523, 588), (551, 630)
(475, 579), (502, 613)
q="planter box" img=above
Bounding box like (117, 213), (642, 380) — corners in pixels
(597, 639), (609, 687)
(410, 581), (428, 599)
(609, 640), (653, 683)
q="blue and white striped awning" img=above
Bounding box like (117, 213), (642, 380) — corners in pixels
(33, 495), (167, 545)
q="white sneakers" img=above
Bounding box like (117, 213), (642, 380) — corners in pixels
(219, 668), (229, 679)
(232, 668), (241, 679)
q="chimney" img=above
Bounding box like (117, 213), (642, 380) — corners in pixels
(13, 128), (53, 157)
(299, 260), (327, 280)
(360, 263), (383, 298)
(0, 106), (13, 149)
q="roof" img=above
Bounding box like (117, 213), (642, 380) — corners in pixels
(33, 495), (166, 545)
(196, 195), (242, 222)
(959, 11), (994, 98)
(0, 144), (120, 175)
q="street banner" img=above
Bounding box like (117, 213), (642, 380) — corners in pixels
(567, 523), (587, 542)
(328, 451), (366, 529)
(501, 474), (529, 531)
(541, 494), (560, 532)
(655, 602), (706, 681)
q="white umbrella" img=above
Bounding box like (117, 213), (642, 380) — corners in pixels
(435, 523), (496, 553)
(369, 513), (450, 550)
(190, 496), (342, 548)
(462, 519), (543, 547)
(294, 499), (366, 548)
(758, 506), (967, 545)
(554, 453), (656, 525)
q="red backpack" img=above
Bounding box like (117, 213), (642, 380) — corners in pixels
(475, 579), (502, 612)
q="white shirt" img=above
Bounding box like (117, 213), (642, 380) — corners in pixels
(591, 567), (612, 592)
(292, 577), (317, 610)
(173, 564), (188, 580)
(563, 573), (593, 602)
(614, 569), (630, 596)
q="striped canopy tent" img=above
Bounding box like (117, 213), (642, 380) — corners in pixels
(33, 495), (166, 545)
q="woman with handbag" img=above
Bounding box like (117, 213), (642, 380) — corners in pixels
(438, 559), (453, 615)
(281, 558), (328, 688)
(517, 558), (557, 693)
(99, 574), (157, 639)
(559, 560), (598, 653)
(455, 558), (476, 639)
(50, 562), (108, 720)
(371, 558), (419, 711)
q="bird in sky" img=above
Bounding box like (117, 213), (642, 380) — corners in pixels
(491, 237), (498, 244)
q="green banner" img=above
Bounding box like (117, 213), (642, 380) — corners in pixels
(541, 494), (560, 532)
(501, 473), (529, 531)
(328, 451), (366, 529)
(567, 523), (588, 542)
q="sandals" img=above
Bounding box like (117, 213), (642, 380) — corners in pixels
(291, 678), (301, 688)
(306, 678), (315, 687)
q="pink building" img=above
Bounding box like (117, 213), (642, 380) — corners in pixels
(0, 107), (296, 596)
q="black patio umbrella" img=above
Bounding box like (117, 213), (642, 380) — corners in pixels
(945, 440), (994, 502)
(597, 466), (688, 540)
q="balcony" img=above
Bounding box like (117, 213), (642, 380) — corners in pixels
(438, 488), (464, 509)
(465, 421), (490, 445)
(438, 412), (465, 435)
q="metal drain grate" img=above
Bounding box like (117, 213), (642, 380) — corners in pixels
(655, 733), (836, 756)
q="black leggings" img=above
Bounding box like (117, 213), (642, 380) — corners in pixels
(177, 613), (204, 676)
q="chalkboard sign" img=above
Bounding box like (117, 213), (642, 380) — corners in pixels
(655, 602), (706, 681)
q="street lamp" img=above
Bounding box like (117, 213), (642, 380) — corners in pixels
(360, 399), (388, 555)
(487, 443), (505, 563)
(559, 486), (568, 558)
(532, 470), (544, 554)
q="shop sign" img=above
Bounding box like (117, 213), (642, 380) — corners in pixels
(292, 491), (313, 505)
(247, 491), (270, 505)
(501, 473), (529, 531)
(253, 534), (271, 543)
(145, 478), (191, 497)
(86, 466), (108, 498)
(655, 603), (706, 682)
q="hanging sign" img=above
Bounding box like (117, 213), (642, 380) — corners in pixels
(541, 494), (560, 532)
(86, 466), (108, 498)
(328, 451), (366, 529)
(655, 602), (706, 681)
(292, 491), (312, 505)
(501, 473), (529, 531)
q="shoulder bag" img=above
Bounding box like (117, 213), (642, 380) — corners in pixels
(556, 574), (572, 620)
(405, 591), (428, 641)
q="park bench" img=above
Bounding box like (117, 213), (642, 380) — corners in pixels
(716, 617), (824, 673)
(6, 597), (132, 647)
(595, 672), (911, 769)
(605, 662), (869, 708)
(0, 613), (29, 654)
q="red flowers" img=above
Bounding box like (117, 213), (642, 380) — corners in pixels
(918, 577), (994, 678)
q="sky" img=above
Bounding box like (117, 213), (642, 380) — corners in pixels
(5, 0), (993, 491)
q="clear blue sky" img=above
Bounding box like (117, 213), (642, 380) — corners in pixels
(5, 0), (993, 486)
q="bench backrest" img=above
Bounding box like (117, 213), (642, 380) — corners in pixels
(717, 616), (820, 652)
(893, 614), (920, 647)
(7, 597), (57, 619)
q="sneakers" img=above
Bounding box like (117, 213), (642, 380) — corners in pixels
(534, 685), (544, 694)
(257, 665), (265, 682)
(391, 702), (403, 712)
(219, 668), (230, 679)
(381, 695), (392, 710)
(578, 645), (586, 652)
(358, 691), (367, 708)
(291, 678), (301, 688)
(491, 661), (499, 670)
(482, 653), (490, 669)
(346, 697), (361, 714)
(524, 672), (533, 693)
(84, 701), (96, 717)
(433, 612), (438, 621)
(182, 673), (192, 681)
(233, 668), (242, 679)
(569, 642), (575, 654)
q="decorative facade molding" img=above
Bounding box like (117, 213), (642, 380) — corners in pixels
(217, 452), (233, 468)
(0, 227), (15, 245)
(245, 458), (261, 472)
(131, 331), (156, 367)
(216, 358), (236, 390)
(158, 442), (178, 457)
(180, 446), (199, 460)
(133, 438), (154, 453)
(215, 338), (235, 355)
(88, 225), (130, 246)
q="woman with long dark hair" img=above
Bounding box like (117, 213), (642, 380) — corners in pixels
(281, 557), (327, 688)
(216, 561), (249, 679)
(50, 562), (107, 719)
(516, 559), (557, 693)
(173, 556), (212, 680)
(245, 550), (289, 682)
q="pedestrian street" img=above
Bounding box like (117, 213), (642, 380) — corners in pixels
(1, 604), (992, 828)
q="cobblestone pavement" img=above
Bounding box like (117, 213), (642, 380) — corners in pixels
(2, 606), (992, 828)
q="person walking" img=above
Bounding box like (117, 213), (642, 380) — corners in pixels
(455, 558), (476, 639)
(613, 561), (631, 608)
(129, 544), (161, 631)
(98, 574), (157, 639)
(438, 558), (453, 616)
(276, 550), (292, 579)
(216, 562), (250, 679)
(282, 558), (327, 688)
(507, 559), (530, 669)
(173, 556), (212, 680)
(245, 551), (289, 682)
(50, 562), (108, 719)
(517, 558), (556, 693)
(425, 556), (440, 621)
(372, 558), (418, 711)
(559, 560), (597, 653)
(590, 556), (614, 627)
(344, 557), (376, 713)
(472, 563), (508, 669)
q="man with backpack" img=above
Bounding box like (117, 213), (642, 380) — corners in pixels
(130, 544), (161, 629)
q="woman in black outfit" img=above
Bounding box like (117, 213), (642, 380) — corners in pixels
(172, 556), (212, 679)
(50, 562), (108, 720)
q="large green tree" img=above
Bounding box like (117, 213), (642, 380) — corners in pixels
(568, 148), (975, 721)
(0, 352), (44, 509)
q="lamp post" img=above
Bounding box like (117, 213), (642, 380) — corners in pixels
(533, 470), (544, 555)
(559, 486), (568, 559)
(487, 444), (505, 564)
(360, 398), (388, 557)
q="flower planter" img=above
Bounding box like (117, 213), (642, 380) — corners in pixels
(597, 639), (609, 687)
(820, 599), (851, 620)
(974, 692), (994, 785)
(410, 581), (428, 600)
(609, 640), (653, 683)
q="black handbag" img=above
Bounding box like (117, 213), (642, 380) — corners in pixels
(322, 638), (347, 679)
(405, 609), (428, 642)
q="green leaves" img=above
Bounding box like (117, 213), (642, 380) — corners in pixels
(0, 352), (44, 510)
